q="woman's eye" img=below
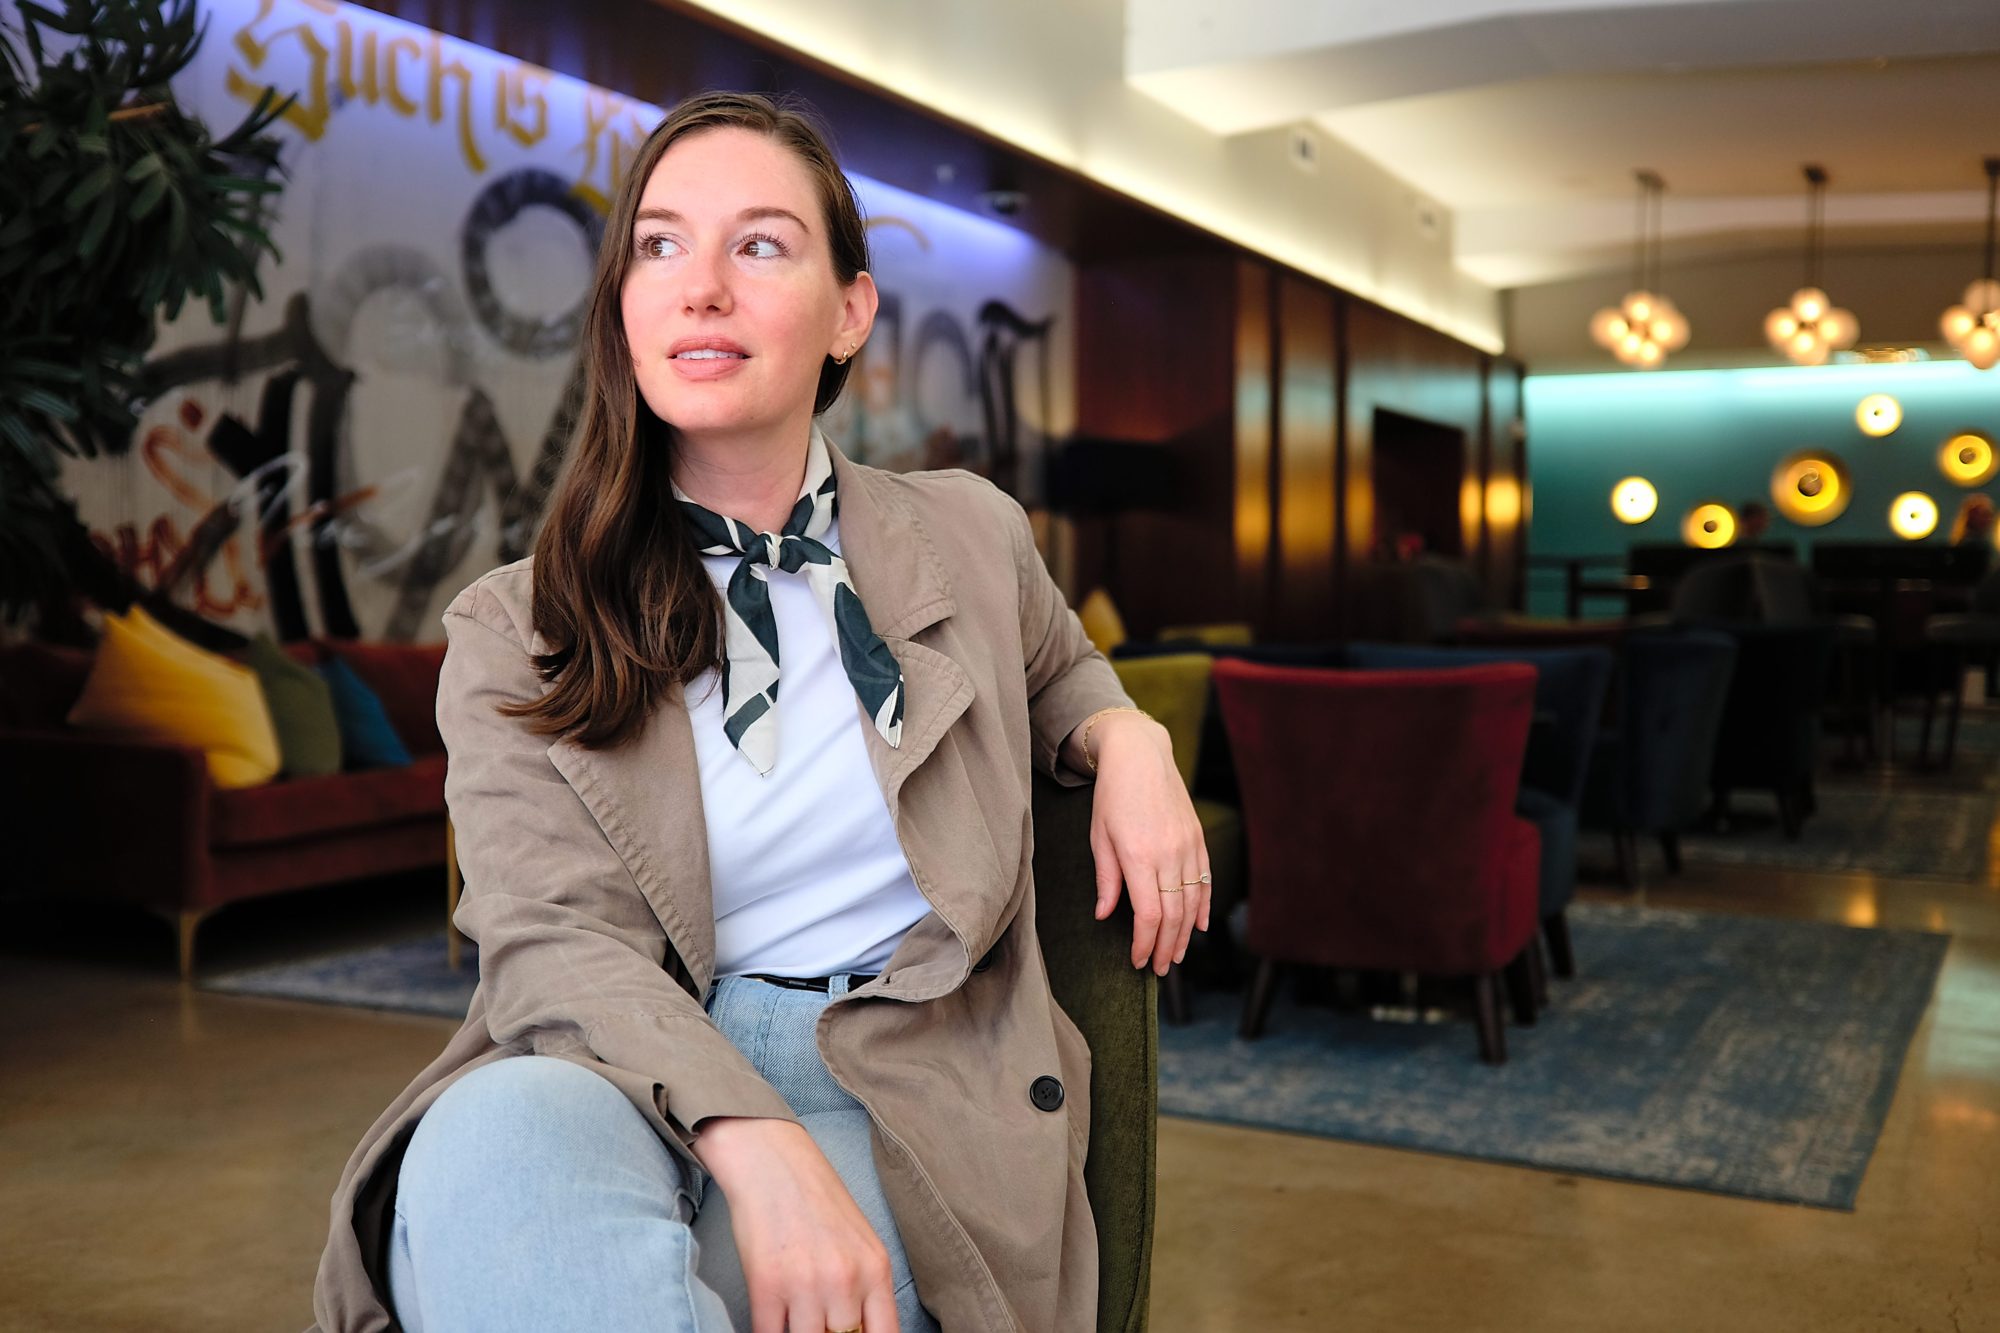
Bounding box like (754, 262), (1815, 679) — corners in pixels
(637, 233), (680, 260)
(742, 233), (788, 258)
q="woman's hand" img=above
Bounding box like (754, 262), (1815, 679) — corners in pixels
(1076, 711), (1212, 974)
(691, 1116), (901, 1333)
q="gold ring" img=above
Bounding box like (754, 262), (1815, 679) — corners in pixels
(827, 1326), (863, 1333)
(1159, 885), (1185, 894)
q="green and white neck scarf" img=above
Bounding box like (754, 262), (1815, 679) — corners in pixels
(671, 427), (906, 777)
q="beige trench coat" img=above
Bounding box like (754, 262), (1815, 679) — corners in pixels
(308, 435), (1136, 1333)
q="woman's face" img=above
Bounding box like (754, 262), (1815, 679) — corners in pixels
(621, 126), (874, 444)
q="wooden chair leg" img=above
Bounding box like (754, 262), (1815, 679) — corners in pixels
(1162, 962), (1191, 1027)
(1777, 787), (1805, 840)
(1659, 830), (1683, 875)
(176, 909), (208, 985)
(446, 817), (464, 972)
(1944, 654), (1967, 771)
(1239, 957), (1280, 1040)
(1502, 951), (1538, 1027)
(1474, 972), (1507, 1065)
(1544, 911), (1576, 979)
(1613, 828), (1638, 888)
(1527, 936), (1550, 1010)
(1920, 688), (1938, 765)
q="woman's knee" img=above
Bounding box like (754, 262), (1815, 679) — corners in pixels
(397, 1055), (663, 1221)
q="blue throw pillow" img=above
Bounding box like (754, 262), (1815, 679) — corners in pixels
(315, 657), (413, 768)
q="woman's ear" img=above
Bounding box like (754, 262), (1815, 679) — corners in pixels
(832, 270), (880, 360)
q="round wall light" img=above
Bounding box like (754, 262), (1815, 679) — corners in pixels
(1682, 501), (1737, 549)
(1856, 394), (1902, 437)
(1611, 477), (1659, 524)
(1770, 449), (1853, 526)
(1939, 431), (1998, 486)
(1890, 491), (1939, 540)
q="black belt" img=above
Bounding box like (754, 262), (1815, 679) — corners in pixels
(739, 972), (878, 992)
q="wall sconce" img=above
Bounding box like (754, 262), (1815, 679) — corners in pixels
(1611, 477), (1658, 524)
(1856, 394), (1902, 437)
(1939, 432), (1998, 486)
(1682, 502), (1736, 549)
(1770, 449), (1853, 526)
(1890, 492), (1939, 540)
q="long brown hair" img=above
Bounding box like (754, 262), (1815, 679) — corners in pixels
(497, 91), (871, 749)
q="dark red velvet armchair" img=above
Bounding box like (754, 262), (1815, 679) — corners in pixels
(0, 638), (448, 980)
(1211, 658), (1542, 1064)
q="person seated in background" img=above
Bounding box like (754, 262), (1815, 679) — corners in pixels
(1737, 500), (1772, 545)
(1951, 493), (1995, 547)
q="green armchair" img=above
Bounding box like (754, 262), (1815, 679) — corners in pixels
(1034, 770), (1158, 1333)
(1109, 652), (1247, 1024)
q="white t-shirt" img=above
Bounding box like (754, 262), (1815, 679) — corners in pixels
(685, 514), (933, 978)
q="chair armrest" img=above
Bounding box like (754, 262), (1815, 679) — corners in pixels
(0, 729), (212, 909)
(1031, 771), (1157, 1333)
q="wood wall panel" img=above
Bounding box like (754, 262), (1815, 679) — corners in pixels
(1233, 261), (1275, 632)
(1072, 253), (1238, 637)
(1485, 358), (1528, 609)
(1272, 276), (1338, 640)
(1342, 300), (1488, 564)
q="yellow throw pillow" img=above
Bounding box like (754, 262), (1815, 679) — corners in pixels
(67, 605), (282, 789)
(1077, 587), (1128, 656)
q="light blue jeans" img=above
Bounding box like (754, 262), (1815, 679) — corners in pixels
(386, 973), (942, 1332)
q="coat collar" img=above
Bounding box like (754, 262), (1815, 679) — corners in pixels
(544, 431), (978, 990)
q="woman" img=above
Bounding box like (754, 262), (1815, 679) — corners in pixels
(308, 91), (1209, 1333)
(1951, 492), (1995, 546)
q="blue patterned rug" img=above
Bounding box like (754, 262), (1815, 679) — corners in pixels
(203, 905), (1946, 1210)
(1604, 781), (1997, 881)
(1159, 904), (1947, 1210)
(203, 933), (478, 1018)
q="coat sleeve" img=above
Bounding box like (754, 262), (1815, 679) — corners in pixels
(1001, 491), (1137, 788)
(438, 582), (801, 1149)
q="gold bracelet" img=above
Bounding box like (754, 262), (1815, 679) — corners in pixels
(1081, 706), (1153, 773)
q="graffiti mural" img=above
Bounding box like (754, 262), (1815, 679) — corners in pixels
(60, 0), (1074, 644)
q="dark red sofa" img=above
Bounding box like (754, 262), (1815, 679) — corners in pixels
(0, 637), (448, 980)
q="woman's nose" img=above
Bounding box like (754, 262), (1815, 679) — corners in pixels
(678, 247), (733, 314)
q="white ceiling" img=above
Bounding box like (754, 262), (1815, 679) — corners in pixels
(1127, 0), (2000, 289)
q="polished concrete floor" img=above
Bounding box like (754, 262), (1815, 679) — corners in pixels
(3, 777), (1997, 1331)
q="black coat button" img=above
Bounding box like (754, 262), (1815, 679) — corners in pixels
(1029, 1075), (1065, 1113)
(972, 945), (997, 973)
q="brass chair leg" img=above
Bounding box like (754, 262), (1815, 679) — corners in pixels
(446, 817), (464, 972)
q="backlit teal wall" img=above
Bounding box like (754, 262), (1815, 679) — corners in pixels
(1522, 361), (2000, 616)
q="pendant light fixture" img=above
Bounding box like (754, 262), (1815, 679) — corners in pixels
(1940, 157), (2000, 371)
(1589, 170), (1689, 369)
(1764, 165), (1858, 366)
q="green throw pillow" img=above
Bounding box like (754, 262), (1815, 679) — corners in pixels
(242, 634), (343, 778)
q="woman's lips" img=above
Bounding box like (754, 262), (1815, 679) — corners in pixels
(668, 349), (749, 381)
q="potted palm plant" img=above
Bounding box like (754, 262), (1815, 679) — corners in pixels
(0, 0), (291, 640)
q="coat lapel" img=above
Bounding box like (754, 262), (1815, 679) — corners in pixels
(541, 432), (977, 991)
(824, 435), (976, 817)
(545, 677), (719, 987)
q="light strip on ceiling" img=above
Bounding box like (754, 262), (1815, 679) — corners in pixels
(666, 0), (1505, 355)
